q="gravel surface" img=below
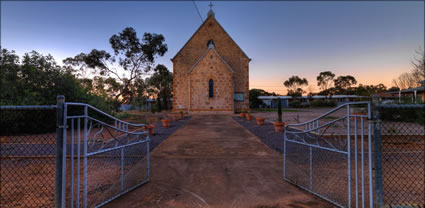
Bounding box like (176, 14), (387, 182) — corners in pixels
(233, 116), (284, 153)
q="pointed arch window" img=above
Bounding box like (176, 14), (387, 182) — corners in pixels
(209, 79), (214, 98)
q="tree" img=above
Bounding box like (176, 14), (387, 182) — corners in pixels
(64, 27), (168, 102)
(249, 88), (273, 108)
(130, 78), (148, 109)
(392, 48), (424, 90)
(334, 75), (357, 89)
(147, 64), (173, 110)
(354, 84), (387, 96)
(412, 47), (425, 81)
(0, 48), (114, 133)
(392, 72), (421, 89)
(283, 76), (308, 97)
(387, 86), (400, 92)
(316, 71), (335, 91)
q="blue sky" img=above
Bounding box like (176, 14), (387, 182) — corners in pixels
(1, 1), (424, 94)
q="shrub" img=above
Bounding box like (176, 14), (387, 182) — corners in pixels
(380, 107), (424, 125)
(290, 101), (303, 108)
(116, 112), (131, 120)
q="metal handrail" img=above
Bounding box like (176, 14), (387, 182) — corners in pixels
(285, 116), (348, 134)
(87, 116), (147, 136)
(65, 102), (147, 128)
(285, 101), (369, 128)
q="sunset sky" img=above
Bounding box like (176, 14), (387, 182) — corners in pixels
(1, 1), (424, 94)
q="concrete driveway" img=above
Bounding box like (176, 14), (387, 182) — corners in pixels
(105, 115), (333, 208)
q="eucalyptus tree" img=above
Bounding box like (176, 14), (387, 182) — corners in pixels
(283, 76), (308, 97)
(147, 64), (173, 110)
(334, 75), (357, 89)
(317, 71), (335, 91)
(64, 27), (168, 103)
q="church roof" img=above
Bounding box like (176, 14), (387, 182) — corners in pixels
(187, 46), (235, 74)
(171, 14), (250, 61)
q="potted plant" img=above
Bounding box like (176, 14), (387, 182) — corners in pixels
(179, 110), (185, 119)
(147, 124), (155, 135)
(161, 117), (171, 127)
(240, 109), (246, 118)
(273, 98), (285, 132)
(256, 117), (265, 125)
(245, 111), (253, 120)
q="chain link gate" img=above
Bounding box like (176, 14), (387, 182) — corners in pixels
(61, 100), (150, 207)
(373, 102), (425, 207)
(283, 102), (374, 208)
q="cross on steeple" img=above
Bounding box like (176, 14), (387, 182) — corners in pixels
(208, 2), (214, 10)
(207, 1), (215, 17)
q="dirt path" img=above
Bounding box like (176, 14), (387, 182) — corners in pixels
(105, 115), (333, 208)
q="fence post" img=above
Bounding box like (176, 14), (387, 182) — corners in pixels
(372, 95), (384, 207)
(55, 95), (65, 208)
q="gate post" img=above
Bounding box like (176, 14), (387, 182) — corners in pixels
(55, 95), (65, 208)
(372, 95), (384, 207)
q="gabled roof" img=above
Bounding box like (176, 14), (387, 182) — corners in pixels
(188, 47), (235, 74)
(171, 15), (250, 61)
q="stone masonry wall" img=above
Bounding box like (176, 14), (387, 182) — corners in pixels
(189, 50), (233, 111)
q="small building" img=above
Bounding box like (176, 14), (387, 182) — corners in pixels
(386, 86), (425, 103)
(300, 95), (368, 105)
(257, 95), (368, 108)
(257, 96), (291, 108)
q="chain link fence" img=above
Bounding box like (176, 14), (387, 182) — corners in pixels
(374, 104), (425, 207)
(0, 98), (151, 208)
(0, 106), (58, 207)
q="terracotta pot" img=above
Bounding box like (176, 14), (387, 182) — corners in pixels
(172, 115), (179, 122)
(0, 136), (8, 144)
(180, 113), (184, 119)
(240, 113), (245, 118)
(273, 121), (285, 132)
(245, 114), (252, 121)
(256, 117), (265, 126)
(161, 119), (171, 127)
(147, 124), (155, 135)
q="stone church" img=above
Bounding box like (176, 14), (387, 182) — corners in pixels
(172, 7), (250, 113)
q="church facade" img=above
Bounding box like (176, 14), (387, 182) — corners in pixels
(172, 9), (250, 113)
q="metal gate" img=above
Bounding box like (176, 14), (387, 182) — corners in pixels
(59, 97), (150, 207)
(283, 102), (373, 208)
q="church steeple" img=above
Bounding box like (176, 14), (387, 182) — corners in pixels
(207, 2), (215, 17)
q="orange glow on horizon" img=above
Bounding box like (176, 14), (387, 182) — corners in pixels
(249, 66), (411, 95)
